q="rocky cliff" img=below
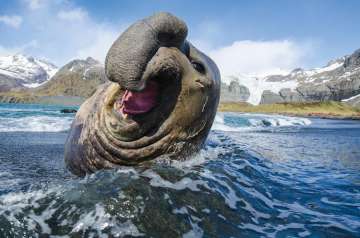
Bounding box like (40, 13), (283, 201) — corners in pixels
(221, 48), (360, 108)
(220, 76), (250, 102)
(1, 48), (360, 108)
(260, 49), (360, 104)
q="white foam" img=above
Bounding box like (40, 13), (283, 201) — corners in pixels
(211, 113), (311, 132)
(0, 186), (144, 237)
(142, 169), (206, 192)
(182, 221), (204, 238)
(211, 122), (244, 132)
(0, 115), (73, 132)
(72, 204), (143, 237)
(341, 93), (360, 102)
(200, 169), (241, 209)
(212, 114), (244, 132)
(252, 115), (312, 127)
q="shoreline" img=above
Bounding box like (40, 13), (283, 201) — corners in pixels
(279, 112), (360, 120)
(1, 100), (360, 120)
(218, 101), (360, 121)
(220, 110), (360, 120)
(252, 112), (360, 121)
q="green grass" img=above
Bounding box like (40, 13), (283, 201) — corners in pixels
(218, 101), (360, 118)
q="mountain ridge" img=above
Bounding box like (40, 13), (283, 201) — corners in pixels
(0, 54), (58, 91)
(221, 48), (360, 108)
(0, 57), (106, 105)
(0, 48), (360, 108)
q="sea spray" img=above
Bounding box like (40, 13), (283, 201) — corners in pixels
(0, 103), (359, 237)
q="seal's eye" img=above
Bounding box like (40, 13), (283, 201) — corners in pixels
(191, 61), (205, 74)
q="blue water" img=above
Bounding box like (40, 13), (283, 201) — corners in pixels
(0, 103), (359, 237)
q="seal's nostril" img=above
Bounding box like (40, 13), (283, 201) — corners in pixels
(105, 12), (187, 91)
(158, 32), (176, 44)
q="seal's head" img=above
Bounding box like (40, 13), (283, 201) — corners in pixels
(64, 12), (220, 176)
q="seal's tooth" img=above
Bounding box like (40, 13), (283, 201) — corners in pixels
(123, 112), (129, 119)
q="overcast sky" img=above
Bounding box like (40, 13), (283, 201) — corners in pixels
(1, 0), (360, 77)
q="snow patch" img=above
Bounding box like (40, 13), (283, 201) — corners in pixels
(342, 94), (360, 102)
(22, 81), (47, 88)
(221, 57), (348, 105)
(0, 54), (58, 87)
(304, 61), (343, 77)
(0, 68), (21, 79)
(223, 74), (298, 105)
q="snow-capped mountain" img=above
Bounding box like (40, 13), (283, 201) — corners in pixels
(61, 57), (104, 80)
(0, 57), (107, 105)
(37, 57), (107, 97)
(0, 54), (58, 91)
(221, 48), (360, 106)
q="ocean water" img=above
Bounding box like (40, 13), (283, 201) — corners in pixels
(0, 103), (359, 237)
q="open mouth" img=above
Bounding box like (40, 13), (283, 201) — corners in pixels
(103, 46), (186, 141)
(115, 80), (159, 117)
(105, 66), (181, 142)
(111, 52), (182, 122)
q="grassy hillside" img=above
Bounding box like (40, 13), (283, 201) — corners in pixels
(0, 58), (106, 105)
(36, 70), (104, 98)
(219, 101), (360, 119)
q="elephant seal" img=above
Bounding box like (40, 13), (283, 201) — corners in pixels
(64, 12), (220, 176)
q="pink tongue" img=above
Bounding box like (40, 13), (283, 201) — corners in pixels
(121, 81), (159, 115)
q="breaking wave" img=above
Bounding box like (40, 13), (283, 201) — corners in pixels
(212, 113), (311, 132)
(0, 103), (75, 132)
(0, 115), (74, 132)
(1, 139), (359, 237)
(0, 103), (359, 237)
(0, 104), (312, 133)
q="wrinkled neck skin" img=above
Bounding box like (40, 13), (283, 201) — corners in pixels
(64, 13), (220, 177)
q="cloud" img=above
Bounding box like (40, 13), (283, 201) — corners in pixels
(75, 25), (118, 62)
(0, 40), (38, 55)
(208, 40), (312, 78)
(0, 1), (125, 65)
(0, 45), (18, 55)
(24, 0), (44, 10)
(1, 2), (313, 76)
(57, 8), (88, 21)
(0, 15), (23, 28)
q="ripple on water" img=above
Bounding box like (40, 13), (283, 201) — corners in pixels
(0, 107), (359, 237)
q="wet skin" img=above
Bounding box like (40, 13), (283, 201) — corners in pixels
(64, 13), (220, 176)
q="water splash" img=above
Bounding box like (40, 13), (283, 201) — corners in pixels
(0, 103), (359, 237)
